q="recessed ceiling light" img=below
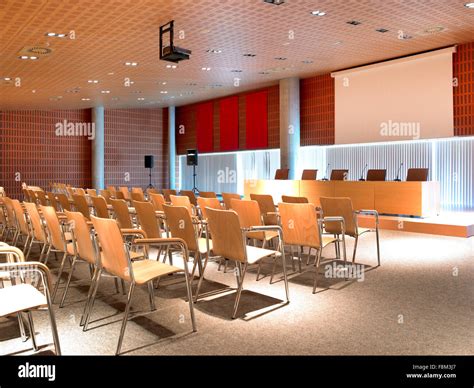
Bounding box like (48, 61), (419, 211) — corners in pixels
(3, 77), (11, 81)
(376, 28), (389, 33)
(161, 81), (167, 85)
(399, 33), (413, 40)
(166, 64), (177, 69)
(160, 91), (168, 94)
(81, 98), (90, 101)
(201, 67), (211, 71)
(45, 32), (67, 38)
(263, 0), (285, 5)
(108, 72), (114, 75)
(132, 90), (141, 94)
(311, 10), (326, 16)
(231, 69), (243, 73)
(274, 57), (287, 60)
(137, 97), (145, 100)
(46, 32), (56, 37)
(111, 97), (119, 101)
(57, 33), (66, 38)
(302, 60), (313, 64)
(243, 53), (256, 57)
(347, 20), (362, 26)
(187, 82), (197, 86)
(124, 62), (138, 66)
(206, 49), (222, 53)
(49, 96), (63, 101)
(101, 90), (110, 94)
(465, 2), (474, 8)
(259, 71), (270, 75)
(88, 80), (99, 84)
(19, 55), (37, 60)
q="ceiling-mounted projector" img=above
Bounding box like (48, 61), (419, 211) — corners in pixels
(159, 20), (191, 63)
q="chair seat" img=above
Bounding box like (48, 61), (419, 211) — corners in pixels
(321, 235), (337, 248)
(245, 245), (280, 265)
(246, 230), (279, 241)
(132, 260), (181, 285)
(197, 237), (212, 254)
(0, 284), (46, 316)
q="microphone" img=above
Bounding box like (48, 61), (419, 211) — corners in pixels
(394, 162), (404, 181)
(322, 163), (330, 181)
(358, 164), (368, 181)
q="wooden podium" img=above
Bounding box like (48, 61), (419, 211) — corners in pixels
(244, 180), (440, 218)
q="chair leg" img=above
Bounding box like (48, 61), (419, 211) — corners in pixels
(147, 281), (156, 311)
(312, 249), (322, 294)
(232, 262), (248, 319)
(114, 277), (120, 294)
(269, 255), (277, 284)
(59, 256), (77, 308)
(290, 246), (295, 272)
(17, 312), (28, 342)
(52, 252), (68, 301)
(280, 249), (290, 302)
(46, 304), (62, 356)
(306, 248), (312, 265)
(375, 227), (381, 266)
(116, 282), (135, 355)
(83, 269), (102, 332)
(341, 233), (348, 280)
(297, 246), (302, 273)
(26, 311), (38, 351)
(182, 260), (197, 332)
(194, 253), (209, 303)
(352, 235), (359, 264)
(43, 244), (52, 265)
(80, 268), (99, 326)
(121, 279), (126, 295)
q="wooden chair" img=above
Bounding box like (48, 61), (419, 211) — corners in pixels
(119, 186), (130, 200)
(301, 169), (318, 180)
(199, 191), (217, 199)
(2, 198), (19, 245)
(46, 192), (61, 211)
(72, 194), (90, 220)
(110, 199), (133, 229)
(149, 193), (166, 212)
(23, 202), (49, 261)
(0, 252), (61, 355)
(162, 189), (177, 202)
(99, 190), (112, 205)
(85, 216), (196, 355)
(35, 191), (49, 206)
(22, 189), (32, 202)
(11, 200), (31, 252)
(278, 202), (340, 293)
(86, 189), (98, 197)
(320, 197), (380, 266)
(114, 191), (125, 200)
(131, 191), (145, 202)
(366, 169), (386, 181)
(221, 193), (241, 210)
(170, 195), (195, 216)
(75, 188), (86, 196)
(250, 194), (278, 225)
(133, 201), (166, 240)
(206, 207), (289, 318)
(56, 193), (71, 211)
(282, 195), (309, 204)
(107, 185), (116, 193)
(91, 196), (110, 219)
(180, 190), (198, 206)
(196, 197), (222, 220)
(147, 188), (159, 195)
(66, 187), (75, 198)
(406, 168), (429, 182)
(275, 169), (290, 180)
(330, 170), (348, 181)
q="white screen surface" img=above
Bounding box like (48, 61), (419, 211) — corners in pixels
(332, 47), (455, 145)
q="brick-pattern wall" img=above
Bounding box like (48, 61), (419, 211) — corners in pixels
(104, 108), (168, 190)
(300, 74), (335, 145)
(176, 85), (280, 155)
(454, 42), (474, 136)
(0, 109), (92, 199)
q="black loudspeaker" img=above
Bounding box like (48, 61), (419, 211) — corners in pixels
(144, 155), (154, 169)
(187, 149), (198, 166)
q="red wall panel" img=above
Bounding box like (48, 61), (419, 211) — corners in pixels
(245, 91), (268, 149)
(453, 42), (474, 136)
(196, 102), (214, 152)
(219, 96), (239, 151)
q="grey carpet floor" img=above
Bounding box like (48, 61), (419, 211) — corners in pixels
(1, 230), (473, 355)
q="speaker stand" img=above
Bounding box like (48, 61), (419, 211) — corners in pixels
(192, 165), (199, 194)
(147, 167), (154, 189)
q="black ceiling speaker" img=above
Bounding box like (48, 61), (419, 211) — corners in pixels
(144, 155), (154, 169)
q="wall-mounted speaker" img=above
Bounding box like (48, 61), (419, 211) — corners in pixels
(144, 155), (154, 169)
(187, 149), (198, 166)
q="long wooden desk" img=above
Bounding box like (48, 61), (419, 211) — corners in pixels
(244, 180), (440, 218)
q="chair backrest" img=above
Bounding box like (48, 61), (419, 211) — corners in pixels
(28, 190), (38, 204)
(406, 168), (429, 182)
(199, 191), (217, 198)
(72, 194), (90, 220)
(275, 169), (289, 180)
(91, 196), (109, 218)
(40, 205), (65, 251)
(133, 200), (161, 238)
(65, 210), (96, 264)
(114, 191), (125, 200)
(36, 191), (49, 206)
(147, 188), (158, 195)
(149, 193), (166, 212)
(180, 190), (198, 206)
(162, 205), (198, 252)
(250, 194), (278, 225)
(75, 188), (86, 196)
(197, 197), (221, 220)
(66, 187), (75, 198)
(162, 189), (177, 202)
(319, 197), (357, 237)
(2, 197), (17, 228)
(230, 199), (265, 240)
(86, 189), (98, 197)
(118, 186), (130, 200)
(170, 195), (193, 216)
(301, 169), (318, 180)
(106, 185), (116, 193)
(206, 207), (246, 263)
(278, 202), (321, 249)
(110, 199), (133, 229)
(99, 190), (112, 204)
(91, 216), (131, 281)
(130, 191), (145, 202)
(46, 192), (61, 211)
(330, 169), (348, 181)
(22, 189), (32, 202)
(282, 195), (309, 204)
(131, 187), (144, 196)
(366, 169), (386, 181)
(56, 193), (71, 211)
(221, 192), (241, 210)
(24, 202), (47, 243)
(11, 200), (29, 235)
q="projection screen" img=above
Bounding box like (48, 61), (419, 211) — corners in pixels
(332, 47), (456, 145)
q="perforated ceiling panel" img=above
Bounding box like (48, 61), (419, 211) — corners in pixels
(0, 0), (473, 109)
